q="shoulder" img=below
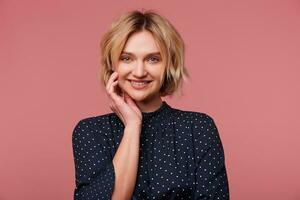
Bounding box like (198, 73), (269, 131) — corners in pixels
(183, 111), (223, 148)
(171, 108), (221, 140)
(73, 112), (118, 129)
(72, 112), (118, 141)
(170, 107), (216, 125)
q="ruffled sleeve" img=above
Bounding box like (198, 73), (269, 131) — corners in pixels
(72, 118), (115, 200)
(192, 113), (230, 199)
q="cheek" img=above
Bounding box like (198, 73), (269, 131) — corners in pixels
(115, 69), (126, 80)
(154, 70), (165, 83)
(115, 64), (130, 77)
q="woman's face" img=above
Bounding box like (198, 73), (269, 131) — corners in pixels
(115, 30), (165, 104)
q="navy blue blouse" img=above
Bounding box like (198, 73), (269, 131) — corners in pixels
(72, 101), (230, 199)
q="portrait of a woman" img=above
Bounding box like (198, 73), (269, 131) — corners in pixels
(72, 9), (230, 200)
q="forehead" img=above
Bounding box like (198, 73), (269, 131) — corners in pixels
(122, 30), (161, 55)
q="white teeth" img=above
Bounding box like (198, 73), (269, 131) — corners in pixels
(131, 81), (148, 86)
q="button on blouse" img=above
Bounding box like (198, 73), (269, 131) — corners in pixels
(72, 101), (230, 199)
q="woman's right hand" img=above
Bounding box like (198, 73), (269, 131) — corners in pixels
(106, 71), (142, 128)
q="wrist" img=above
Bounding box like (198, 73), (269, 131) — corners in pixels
(125, 123), (142, 132)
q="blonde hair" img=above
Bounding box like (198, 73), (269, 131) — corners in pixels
(99, 9), (189, 97)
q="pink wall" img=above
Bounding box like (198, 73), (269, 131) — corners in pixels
(1, 0), (300, 199)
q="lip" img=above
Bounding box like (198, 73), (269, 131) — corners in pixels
(129, 80), (152, 90)
(129, 79), (152, 82)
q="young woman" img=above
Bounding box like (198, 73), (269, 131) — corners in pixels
(72, 9), (230, 200)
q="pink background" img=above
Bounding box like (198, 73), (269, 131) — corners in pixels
(1, 0), (300, 199)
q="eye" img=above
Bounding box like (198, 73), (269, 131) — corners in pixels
(120, 56), (131, 62)
(148, 57), (160, 63)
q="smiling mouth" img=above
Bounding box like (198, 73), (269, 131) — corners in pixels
(129, 80), (152, 89)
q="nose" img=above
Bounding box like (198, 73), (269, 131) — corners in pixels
(132, 60), (147, 77)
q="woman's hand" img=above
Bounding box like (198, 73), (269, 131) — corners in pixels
(106, 71), (142, 127)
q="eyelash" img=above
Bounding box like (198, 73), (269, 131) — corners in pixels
(120, 56), (160, 63)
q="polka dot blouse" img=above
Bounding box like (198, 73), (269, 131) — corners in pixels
(72, 101), (230, 199)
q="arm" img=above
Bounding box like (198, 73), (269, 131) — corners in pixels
(72, 118), (141, 200)
(193, 113), (230, 200)
(111, 124), (141, 200)
(72, 119), (115, 200)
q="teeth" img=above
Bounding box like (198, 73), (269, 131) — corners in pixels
(131, 81), (148, 86)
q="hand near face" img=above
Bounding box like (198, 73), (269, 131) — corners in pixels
(106, 71), (142, 127)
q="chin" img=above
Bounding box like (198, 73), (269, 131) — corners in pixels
(127, 92), (149, 101)
(126, 90), (155, 102)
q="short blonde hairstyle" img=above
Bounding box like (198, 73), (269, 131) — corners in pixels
(99, 9), (189, 97)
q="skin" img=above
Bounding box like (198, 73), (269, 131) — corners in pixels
(114, 30), (165, 114)
(105, 30), (166, 199)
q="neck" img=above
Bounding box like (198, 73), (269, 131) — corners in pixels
(135, 96), (163, 113)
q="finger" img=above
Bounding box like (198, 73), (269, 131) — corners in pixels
(110, 103), (125, 123)
(107, 74), (120, 98)
(124, 92), (138, 108)
(124, 93), (142, 115)
(106, 74), (117, 95)
(109, 80), (126, 106)
(124, 91), (129, 103)
(105, 72), (115, 91)
(108, 80), (121, 101)
(106, 71), (118, 93)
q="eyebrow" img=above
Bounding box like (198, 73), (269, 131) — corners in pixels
(121, 51), (161, 56)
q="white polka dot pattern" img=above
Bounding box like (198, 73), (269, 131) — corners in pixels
(72, 101), (230, 199)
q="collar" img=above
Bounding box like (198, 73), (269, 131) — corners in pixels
(141, 101), (172, 122)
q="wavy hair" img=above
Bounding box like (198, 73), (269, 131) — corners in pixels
(99, 9), (189, 97)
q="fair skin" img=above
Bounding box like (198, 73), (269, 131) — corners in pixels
(106, 30), (166, 199)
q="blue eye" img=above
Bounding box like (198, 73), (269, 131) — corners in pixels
(148, 57), (160, 63)
(120, 57), (131, 62)
(119, 56), (161, 63)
